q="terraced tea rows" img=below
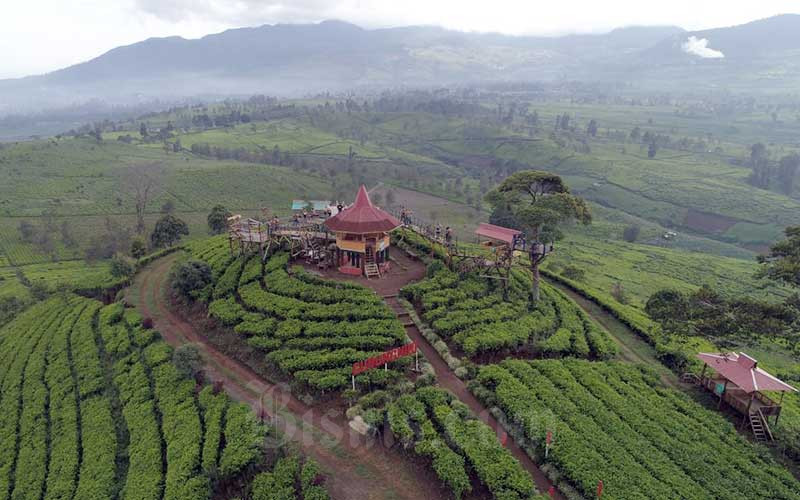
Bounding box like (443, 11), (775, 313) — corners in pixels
(0, 295), (272, 500)
(191, 242), (409, 393)
(387, 386), (537, 500)
(473, 359), (800, 500)
(402, 267), (617, 359)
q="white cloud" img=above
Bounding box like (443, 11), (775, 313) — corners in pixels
(681, 35), (725, 58)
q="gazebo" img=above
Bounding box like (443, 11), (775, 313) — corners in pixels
(696, 352), (797, 441)
(324, 185), (401, 278)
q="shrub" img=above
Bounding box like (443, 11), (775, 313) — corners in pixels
(610, 281), (628, 304)
(171, 260), (213, 302)
(560, 265), (585, 282)
(622, 224), (641, 243)
(173, 344), (203, 379)
(110, 254), (135, 279)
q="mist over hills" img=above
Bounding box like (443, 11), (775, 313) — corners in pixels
(1, 14), (799, 114)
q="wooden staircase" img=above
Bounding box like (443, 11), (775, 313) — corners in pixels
(749, 410), (773, 442)
(364, 247), (380, 279)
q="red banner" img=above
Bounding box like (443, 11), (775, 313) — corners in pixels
(352, 342), (417, 375)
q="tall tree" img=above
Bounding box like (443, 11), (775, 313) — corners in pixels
(778, 153), (800, 195)
(207, 205), (232, 235)
(647, 141), (658, 159)
(486, 171), (591, 303)
(748, 143), (771, 188)
(586, 119), (598, 137)
(757, 226), (800, 288)
(150, 214), (189, 249)
(122, 163), (164, 234)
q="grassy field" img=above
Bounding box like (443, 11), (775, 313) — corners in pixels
(311, 107), (800, 248)
(544, 226), (788, 309)
(0, 137), (333, 267)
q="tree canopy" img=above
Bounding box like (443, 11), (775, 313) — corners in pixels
(646, 286), (796, 344)
(485, 171), (591, 243)
(207, 205), (232, 235)
(758, 226), (800, 288)
(171, 259), (213, 302)
(150, 214), (189, 248)
(485, 170), (590, 302)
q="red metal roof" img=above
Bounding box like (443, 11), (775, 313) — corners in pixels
(324, 185), (401, 234)
(697, 352), (798, 393)
(475, 223), (521, 244)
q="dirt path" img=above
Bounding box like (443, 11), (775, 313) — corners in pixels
(545, 279), (680, 390)
(384, 296), (562, 498)
(327, 251), (563, 499)
(128, 254), (443, 500)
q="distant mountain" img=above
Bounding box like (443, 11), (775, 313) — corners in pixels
(645, 14), (800, 61)
(1, 15), (799, 113)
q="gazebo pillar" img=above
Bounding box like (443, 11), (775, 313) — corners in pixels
(743, 393), (754, 427)
(776, 392), (786, 426)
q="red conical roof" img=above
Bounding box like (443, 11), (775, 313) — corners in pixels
(324, 185), (401, 234)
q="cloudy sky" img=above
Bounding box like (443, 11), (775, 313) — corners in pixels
(1, 0), (797, 78)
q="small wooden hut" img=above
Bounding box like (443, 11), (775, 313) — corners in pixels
(475, 223), (522, 248)
(324, 185), (401, 278)
(696, 352), (797, 441)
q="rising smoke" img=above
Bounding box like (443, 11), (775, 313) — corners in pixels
(681, 36), (725, 58)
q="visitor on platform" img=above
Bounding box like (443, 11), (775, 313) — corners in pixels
(435, 223), (442, 240)
(336, 201), (344, 214)
(445, 226), (452, 244)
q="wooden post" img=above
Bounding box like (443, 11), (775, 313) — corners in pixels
(351, 375), (355, 391)
(743, 393), (754, 427)
(776, 392), (786, 426)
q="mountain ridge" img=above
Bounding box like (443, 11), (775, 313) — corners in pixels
(1, 15), (799, 113)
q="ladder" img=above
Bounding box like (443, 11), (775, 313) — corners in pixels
(365, 247), (380, 278)
(749, 411), (772, 442)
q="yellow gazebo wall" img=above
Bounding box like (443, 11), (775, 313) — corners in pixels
(334, 233), (390, 253)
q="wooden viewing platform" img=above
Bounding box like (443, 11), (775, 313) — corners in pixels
(691, 352), (797, 443)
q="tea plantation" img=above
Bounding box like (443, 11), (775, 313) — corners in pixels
(0, 294), (325, 500)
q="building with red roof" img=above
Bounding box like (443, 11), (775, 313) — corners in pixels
(696, 352), (797, 440)
(324, 185), (401, 277)
(475, 223), (521, 246)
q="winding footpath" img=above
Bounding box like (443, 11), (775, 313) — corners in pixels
(324, 251), (563, 499)
(128, 254), (443, 500)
